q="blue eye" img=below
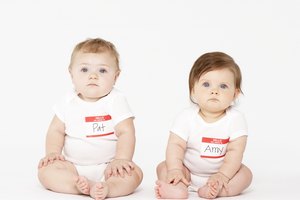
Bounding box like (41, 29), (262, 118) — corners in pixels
(220, 84), (228, 89)
(80, 67), (88, 72)
(202, 82), (210, 87)
(99, 68), (107, 73)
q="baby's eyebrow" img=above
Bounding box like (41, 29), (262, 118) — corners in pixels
(198, 78), (209, 82)
(96, 64), (110, 67)
(79, 63), (109, 67)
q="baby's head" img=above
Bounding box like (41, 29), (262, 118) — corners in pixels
(189, 52), (242, 109)
(69, 38), (120, 71)
(68, 38), (121, 102)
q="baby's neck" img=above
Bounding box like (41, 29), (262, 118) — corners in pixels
(199, 110), (226, 123)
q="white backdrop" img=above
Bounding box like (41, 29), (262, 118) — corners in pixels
(0, 0), (299, 199)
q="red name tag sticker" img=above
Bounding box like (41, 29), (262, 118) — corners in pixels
(200, 137), (229, 158)
(85, 115), (114, 138)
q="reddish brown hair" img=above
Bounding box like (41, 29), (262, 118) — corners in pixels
(189, 52), (243, 100)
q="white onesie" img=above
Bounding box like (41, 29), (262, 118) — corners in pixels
(170, 105), (248, 189)
(53, 88), (134, 181)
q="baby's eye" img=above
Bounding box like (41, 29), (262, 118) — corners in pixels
(220, 84), (228, 89)
(80, 67), (88, 72)
(202, 82), (210, 87)
(99, 68), (107, 73)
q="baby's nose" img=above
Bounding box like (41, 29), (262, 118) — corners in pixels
(211, 89), (219, 95)
(89, 73), (98, 79)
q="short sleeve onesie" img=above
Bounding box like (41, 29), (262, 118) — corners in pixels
(53, 88), (134, 165)
(170, 105), (248, 178)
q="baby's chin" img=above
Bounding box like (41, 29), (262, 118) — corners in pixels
(77, 93), (106, 102)
(80, 90), (111, 101)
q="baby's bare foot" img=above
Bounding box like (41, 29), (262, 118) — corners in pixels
(90, 182), (109, 200)
(198, 184), (219, 199)
(75, 176), (90, 195)
(155, 180), (188, 199)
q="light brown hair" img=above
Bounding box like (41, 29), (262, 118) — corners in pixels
(189, 52), (243, 102)
(69, 38), (120, 70)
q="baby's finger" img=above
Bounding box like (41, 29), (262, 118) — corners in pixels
(167, 177), (175, 184)
(105, 165), (112, 173)
(123, 165), (132, 176)
(105, 168), (112, 179)
(38, 159), (44, 168)
(172, 177), (180, 185)
(127, 162), (135, 169)
(104, 172), (109, 179)
(210, 183), (219, 193)
(58, 155), (65, 161)
(42, 158), (49, 166)
(112, 166), (118, 176)
(48, 156), (55, 163)
(209, 190), (215, 198)
(223, 182), (229, 191)
(181, 177), (190, 186)
(117, 166), (125, 178)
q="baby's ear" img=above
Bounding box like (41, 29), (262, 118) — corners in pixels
(234, 89), (240, 99)
(115, 70), (121, 80)
(68, 68), (73, 78)
(116, 69), (121, 76)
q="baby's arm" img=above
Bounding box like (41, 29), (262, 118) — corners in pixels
(165, 133), (190, 186)
(38, 115), (66, 168)
(206, 171), (230, 193)
(105, 117), (135, 178)
(219, 135), (247, 178)
(205, 136), (247, 193)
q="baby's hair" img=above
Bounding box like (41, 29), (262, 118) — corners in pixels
(189, 52), (243, 102)
(69, 38), (120, 70)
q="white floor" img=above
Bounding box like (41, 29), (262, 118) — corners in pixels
(0, 146), (299, 200)
(1, 175), (299, 200)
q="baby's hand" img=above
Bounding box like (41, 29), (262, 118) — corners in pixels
(207, 172), (230, 192)
(38, 153), (65, 168)
(167, 169), (190, 186)
(105, 159), (135, 179)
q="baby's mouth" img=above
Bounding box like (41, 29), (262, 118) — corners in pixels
(87, 83), (98, 86)
(208, 98), (219, 102)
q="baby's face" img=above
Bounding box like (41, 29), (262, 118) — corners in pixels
(69, 52), (119, 102)
(192, 68), (239, 113)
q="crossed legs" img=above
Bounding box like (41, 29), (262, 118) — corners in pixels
(38, 160), (143, 199)
(155, 161), (190, 199)
(155, 161), (252, 199)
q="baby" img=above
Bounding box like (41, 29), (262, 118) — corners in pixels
(38, 38), (143, 200)
(155, 52), (252, 199)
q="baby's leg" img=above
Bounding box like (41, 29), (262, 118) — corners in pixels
(197, 182), (220, 199)
(75, 176), (92, 195)
(155, 161), (189, 199)
(94, 164), (143, 199)
(155, 180), (189, 199)
(218, 164), (252, 197)
(90, 182), (109, 200)
(38, 160), (80, 194)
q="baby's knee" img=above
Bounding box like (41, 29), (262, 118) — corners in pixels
(245, 166), (253, 181)
(132, 164), (143, 185)
(38, 161), (68, 182)
(156, 161), (167, 173)
(241, 164), (253, 187)
(38, 166), (52, 188)
(39, 160), (68, 173)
